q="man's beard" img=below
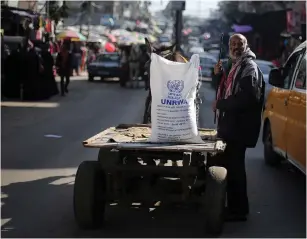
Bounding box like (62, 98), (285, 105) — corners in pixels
(230, 50), (243, 61)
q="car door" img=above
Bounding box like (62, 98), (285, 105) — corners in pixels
(285, 51), (306, 173)
(269, 51), (302, 153)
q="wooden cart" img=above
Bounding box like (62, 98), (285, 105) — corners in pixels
(74, 124), (227, 235)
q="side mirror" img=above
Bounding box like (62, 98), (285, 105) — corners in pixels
(268, 68), (283, 87)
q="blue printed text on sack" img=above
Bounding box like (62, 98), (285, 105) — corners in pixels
(161, 99), (188, 105)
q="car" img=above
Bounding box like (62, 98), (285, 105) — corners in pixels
(188, 36), (200, 46)
(262, 41), (306, 174)
(158, 35), (171, 44)
(254, 60), (275, 102)
(87, 52), (121, 81)
(186, 46), (205, 58)
(207, 49), (220, 59)
(199, 53), (218, 81)
(189, 46), (205, 54)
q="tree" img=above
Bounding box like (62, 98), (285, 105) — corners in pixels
(218, 1), (294, 27)
(48, 1), (69, 34)
(217, 1), (243, 25)
(79, 1), (102, 37)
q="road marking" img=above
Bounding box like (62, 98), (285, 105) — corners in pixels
(1, 102), (60, 108)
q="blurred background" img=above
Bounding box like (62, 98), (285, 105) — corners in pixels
(1, 0), (306, 99)
(1, 1), (306, 238)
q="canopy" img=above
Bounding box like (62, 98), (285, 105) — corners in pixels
(232, 24), (253, 33)
(105, 33), (117, 43)
(105, 42), (116, 52)
(87, 32), (104, 43)
(56, 30), (86, 42)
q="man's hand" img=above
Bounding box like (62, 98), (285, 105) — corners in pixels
(214, 60), (223, 75)
(212, 100), (217, 112)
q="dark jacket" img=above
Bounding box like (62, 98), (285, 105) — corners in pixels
(56, 51), (73, 76)
(213, 50), (265, 148)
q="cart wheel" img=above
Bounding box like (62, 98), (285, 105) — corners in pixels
(204, 166), (227, 235)
(73, 161), (106, 229)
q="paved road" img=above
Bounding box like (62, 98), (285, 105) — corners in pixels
(1, 78), (306, 238)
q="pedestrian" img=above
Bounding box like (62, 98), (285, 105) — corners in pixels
(41, 43), (59, 97)
(129, 43), (141, 81)
(56, 43), (73, 96)
(210, 34), (265, 222)
(72, 42), (81, 76)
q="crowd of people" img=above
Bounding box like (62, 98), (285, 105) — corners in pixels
(2, 38), (58, 101)
(1, 36), (91, 100)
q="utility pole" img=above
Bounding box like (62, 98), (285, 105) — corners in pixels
(46, 1), (49, 19)
(172, 1), (185, 52)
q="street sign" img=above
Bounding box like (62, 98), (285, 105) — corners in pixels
(171, 1), (185, 11)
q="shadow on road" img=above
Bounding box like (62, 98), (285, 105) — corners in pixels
(1, 176), (75, 238)
(0, 175), (213, 238)
(1, 161), (306, 238)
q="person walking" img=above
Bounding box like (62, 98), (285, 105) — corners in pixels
(56, 43), (73, 96)
(211, 34), (265, 222)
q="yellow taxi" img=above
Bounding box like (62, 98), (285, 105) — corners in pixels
(262, 41), (306, 174)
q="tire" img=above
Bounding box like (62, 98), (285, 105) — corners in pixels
(88, 75), (94, 82)
(263, 123), (283, 166)
(73, 161), (106, 229)
(204, 166), (227, 235)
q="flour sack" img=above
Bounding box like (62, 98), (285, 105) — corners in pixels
(149, 53), (203, 143)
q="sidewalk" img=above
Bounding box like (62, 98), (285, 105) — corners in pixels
(55, 72), (88, 82)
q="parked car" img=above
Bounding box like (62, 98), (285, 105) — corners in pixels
(87, 52), (121, 81)
(189, 46), (205, 55)
(199, 53), (218, 81)
(188, 36), (199, 46)
(254, 60), (275, 102)
(207, 49), (220, 59)
(262, 41), (306, 174)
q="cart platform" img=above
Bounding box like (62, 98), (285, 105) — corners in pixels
(83, 124), (226, 153)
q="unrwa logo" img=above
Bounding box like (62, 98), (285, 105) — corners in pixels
(167, 80), (184, 93)
(161, 80), (187, 105)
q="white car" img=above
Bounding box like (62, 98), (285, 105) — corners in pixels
(254, 60), (275, 102)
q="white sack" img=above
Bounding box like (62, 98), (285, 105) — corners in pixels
(149, 53), (203, 143)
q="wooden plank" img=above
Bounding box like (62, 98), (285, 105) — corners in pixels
(83, 125), (218, 146)
(82, 125), (225, 153)
(116, 123), (151, 129)
(83, 140), (226, 153)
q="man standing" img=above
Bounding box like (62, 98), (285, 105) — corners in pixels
(56, 43), (73, 96)
(129, 43), (142, 81)
(211, 34), (265, 221)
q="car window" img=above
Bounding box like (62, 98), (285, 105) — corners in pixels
(294, 52), (306, 89)
(283, 51), (302, 89)
(97, 54), (120, 62)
